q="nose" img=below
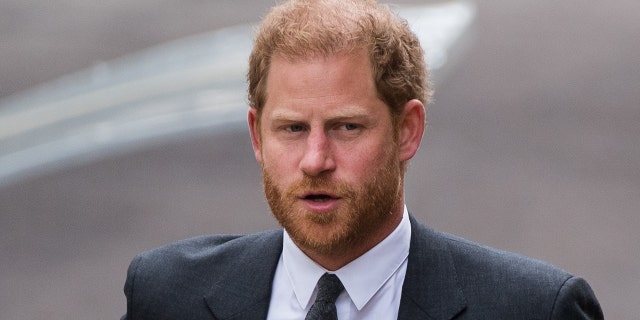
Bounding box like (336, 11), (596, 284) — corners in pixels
(299, 129), (336, 176)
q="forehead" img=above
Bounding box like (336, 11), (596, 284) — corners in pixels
(262, 50), (385, 117)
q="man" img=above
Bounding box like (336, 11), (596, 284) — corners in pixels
(122, 0), (603, 319)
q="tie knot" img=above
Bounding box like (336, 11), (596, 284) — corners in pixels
(316, 273), (344, 303)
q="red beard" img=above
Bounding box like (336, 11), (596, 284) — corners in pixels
(262, 148), (403, 256)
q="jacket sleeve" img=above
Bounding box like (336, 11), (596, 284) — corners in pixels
(550, 276), (603, 319)
(121, 254), (144, 320)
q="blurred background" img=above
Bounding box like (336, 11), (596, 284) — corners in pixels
(1, 0), (638, 319)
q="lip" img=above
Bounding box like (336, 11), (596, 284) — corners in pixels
(298, 192), (341, 212)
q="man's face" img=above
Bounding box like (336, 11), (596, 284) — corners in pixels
(248, 50), (405, 256)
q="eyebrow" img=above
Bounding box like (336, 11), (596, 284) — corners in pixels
(269, 110), (303, 122)
(269, 105), (371, 122)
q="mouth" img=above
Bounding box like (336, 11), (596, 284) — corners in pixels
(297, 191), (342, 212)
(300, 192), (340, 203)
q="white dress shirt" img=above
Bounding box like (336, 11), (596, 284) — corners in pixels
(267, 207), (411, 319)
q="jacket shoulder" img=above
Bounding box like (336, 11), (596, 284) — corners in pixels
(408, 218), (603, 319)
(141, 231), (275, 260)
(138, 229), (282, 272)
(123, 230), (283, 319)
(441, 230), (602, 318)
(411, 218), (572, 287)
(438, 229), (571, 282)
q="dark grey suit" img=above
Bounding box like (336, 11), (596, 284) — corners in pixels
(122, 216), (603, 319)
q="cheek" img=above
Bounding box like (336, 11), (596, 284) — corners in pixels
(337, 142), (393, 179)
(261, 143), (302, 181)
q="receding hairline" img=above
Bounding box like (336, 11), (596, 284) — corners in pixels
(248, 0), (431, 122)
(255, 48), (386, 117)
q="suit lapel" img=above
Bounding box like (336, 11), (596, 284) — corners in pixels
(398, 216), (467, 320)
(204, 230), (283, 320)
(201, 217), (466, 319)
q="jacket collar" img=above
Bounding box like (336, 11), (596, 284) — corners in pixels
(398, 215), (467, 320)
(202, 215), (467, 320)
(203, 230), (283, 320)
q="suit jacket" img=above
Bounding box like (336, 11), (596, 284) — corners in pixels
(122, 215), (603, 319)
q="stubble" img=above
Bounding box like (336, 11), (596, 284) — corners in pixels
(262, 145), (403, 257)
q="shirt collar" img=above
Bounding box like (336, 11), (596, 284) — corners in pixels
(282, 206), (411, 310)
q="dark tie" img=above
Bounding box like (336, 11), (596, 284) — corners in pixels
(305, 273), (345, 320)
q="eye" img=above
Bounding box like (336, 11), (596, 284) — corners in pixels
(287, 125), (304, 132)
(343, 123), (359, 130)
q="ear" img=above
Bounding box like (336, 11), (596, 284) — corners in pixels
(248, 108), (263, 163)
(398, 99), (426, 162)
